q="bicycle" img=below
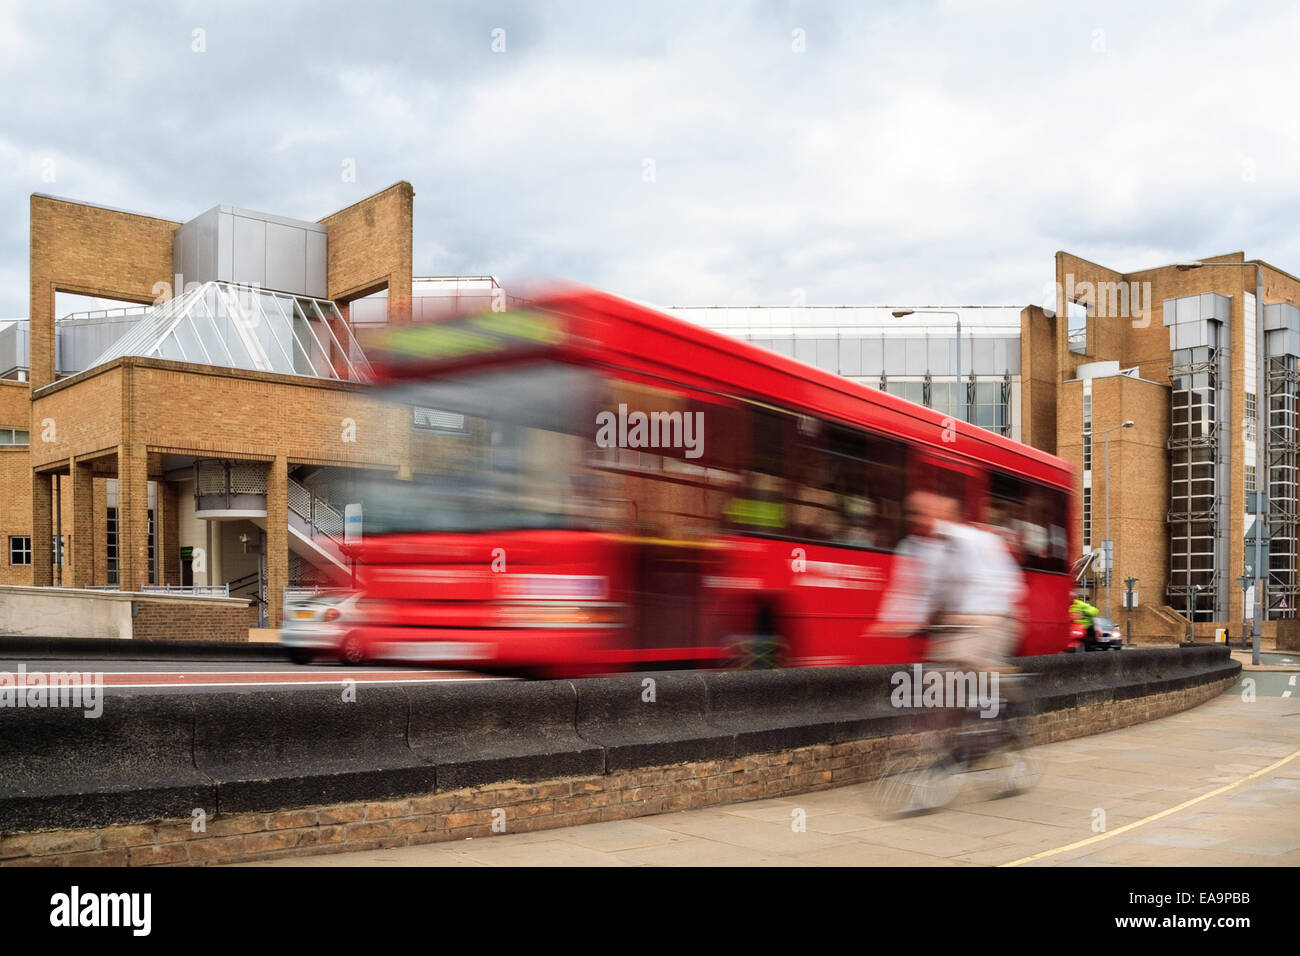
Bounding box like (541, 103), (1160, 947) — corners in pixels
(870, 664), (1043, 817)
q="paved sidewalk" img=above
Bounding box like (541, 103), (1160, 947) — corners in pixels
(246, 683), (1300, 866)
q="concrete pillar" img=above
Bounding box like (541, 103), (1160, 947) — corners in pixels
(70, 457), (95, 588)
(30, 470), (53, 587)
(266, 456), (289, 625)
(118, 443), (150, 592)
(207, 519), (222, 587)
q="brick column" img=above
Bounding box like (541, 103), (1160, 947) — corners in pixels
(70, 457), (95, 588)
(161, 481), (181, 585)
(29, 268), (54, 390)
(30, 470), (53, 587)
(266, 456), (289, 626)
(118, 443), (151, 592)
(93, 478), (109, 584)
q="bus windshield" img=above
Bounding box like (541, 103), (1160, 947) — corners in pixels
(359, 362), (616, 534)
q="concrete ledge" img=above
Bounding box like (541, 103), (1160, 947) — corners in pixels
(408, 681), (604, 789)
(0, 696), (215, 832)
(0, 645), (1240, 849)
(191, 687), (437, 814)
(0, 584), (249, 607)
(0, 670), (1237, 866)
(574, 673), (732, 770)
(0, 586), (254, 642)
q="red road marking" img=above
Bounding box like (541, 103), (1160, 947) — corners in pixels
(2, 670), (498, 686)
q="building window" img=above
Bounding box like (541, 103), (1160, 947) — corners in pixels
(1067, 300), (1088, 355)
(1246, 464), (1256, 512)
(52, 535), (65, 567)
(106, 507), (118, 585)
(0, 428), (29, 445)
(412, 406), (467, 433)
(1245, 393), (1257, 443)
(1082, 379), (1093, 473)
(148, 508), (156, 586)
(1082, 487), (1092, 550)
(105, 507), (158, 585)
(9, 536), (30, 565)
(969, 380), (1006, 431)
(1168, 352), (1219, 619)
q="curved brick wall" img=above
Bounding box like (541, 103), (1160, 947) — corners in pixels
(0, 645), (1239, 865)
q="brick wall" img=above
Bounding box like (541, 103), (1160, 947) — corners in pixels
(29, 195), (178, 391)
(0, 381), (32, 586)
(130, 599), (260, 642)
(318, 182), (414, 322)
(0, 671), (1235, 866)
(1019, 305), (1058, 455)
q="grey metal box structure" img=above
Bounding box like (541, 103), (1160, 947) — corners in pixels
(174, 205), (327, 298)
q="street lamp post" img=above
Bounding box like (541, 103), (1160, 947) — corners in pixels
(892, 310), (964, 421)
(1238, 572), (1253, 650)
(1188, 583), (1203, 643)
(1099, 420), (1136, 618)
(1124, 576), (1138, 645)
(1176, 260), (1265, 665)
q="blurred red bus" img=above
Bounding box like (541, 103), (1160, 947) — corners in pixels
(320, 288), (1075, 676)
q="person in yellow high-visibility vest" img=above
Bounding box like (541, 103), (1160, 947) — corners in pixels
(1071, 597), (1100, 648)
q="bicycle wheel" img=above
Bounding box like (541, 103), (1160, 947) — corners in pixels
(987, 728), (1044, 798)
(871, 750), (963, 817)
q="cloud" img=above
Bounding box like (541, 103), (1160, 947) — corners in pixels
(1, 0), (1299, 318)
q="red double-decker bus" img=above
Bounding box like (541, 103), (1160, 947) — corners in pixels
(311, 287), (1075, 676)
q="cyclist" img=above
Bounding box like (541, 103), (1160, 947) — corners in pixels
(1071, 594), (1100, 650)
(876, 488), (1025, 673)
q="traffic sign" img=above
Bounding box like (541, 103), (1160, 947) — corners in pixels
(345, 503), (363, 545)
(1245, 524), (1271, 547)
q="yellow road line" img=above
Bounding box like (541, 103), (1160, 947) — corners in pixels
(998, 745), (1300, 867)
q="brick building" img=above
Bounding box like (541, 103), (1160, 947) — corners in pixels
(1022, 251), (1300, 640)
(1, 180), (1294, 642)
(0, 183), (505, 630)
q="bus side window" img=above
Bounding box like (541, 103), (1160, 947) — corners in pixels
(860, 433), (906, 550)
(1028, 485), (1069, 574)
(990, 471), (1068, 575)
(722, 405), (790, 535)
(989, 471), (1028, 564)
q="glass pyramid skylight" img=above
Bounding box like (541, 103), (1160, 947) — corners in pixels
(87, 281), (371, 381)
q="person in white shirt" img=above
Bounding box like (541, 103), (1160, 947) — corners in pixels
(875, 489), (1026, 672)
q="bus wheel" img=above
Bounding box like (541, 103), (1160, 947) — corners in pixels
(340, 634), (366, 665)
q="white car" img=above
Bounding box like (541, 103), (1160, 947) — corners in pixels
(281, 592), (363, 664)
(1085, 615), (1124, 651)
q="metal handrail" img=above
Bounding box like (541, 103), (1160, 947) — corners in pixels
(288, 476), (344, 545)
(284, 586), (353, 604)
(58, 305), (150, 323)
(141, 584), (230, 597)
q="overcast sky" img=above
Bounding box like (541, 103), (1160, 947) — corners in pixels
(2, 0), (1297, 319)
